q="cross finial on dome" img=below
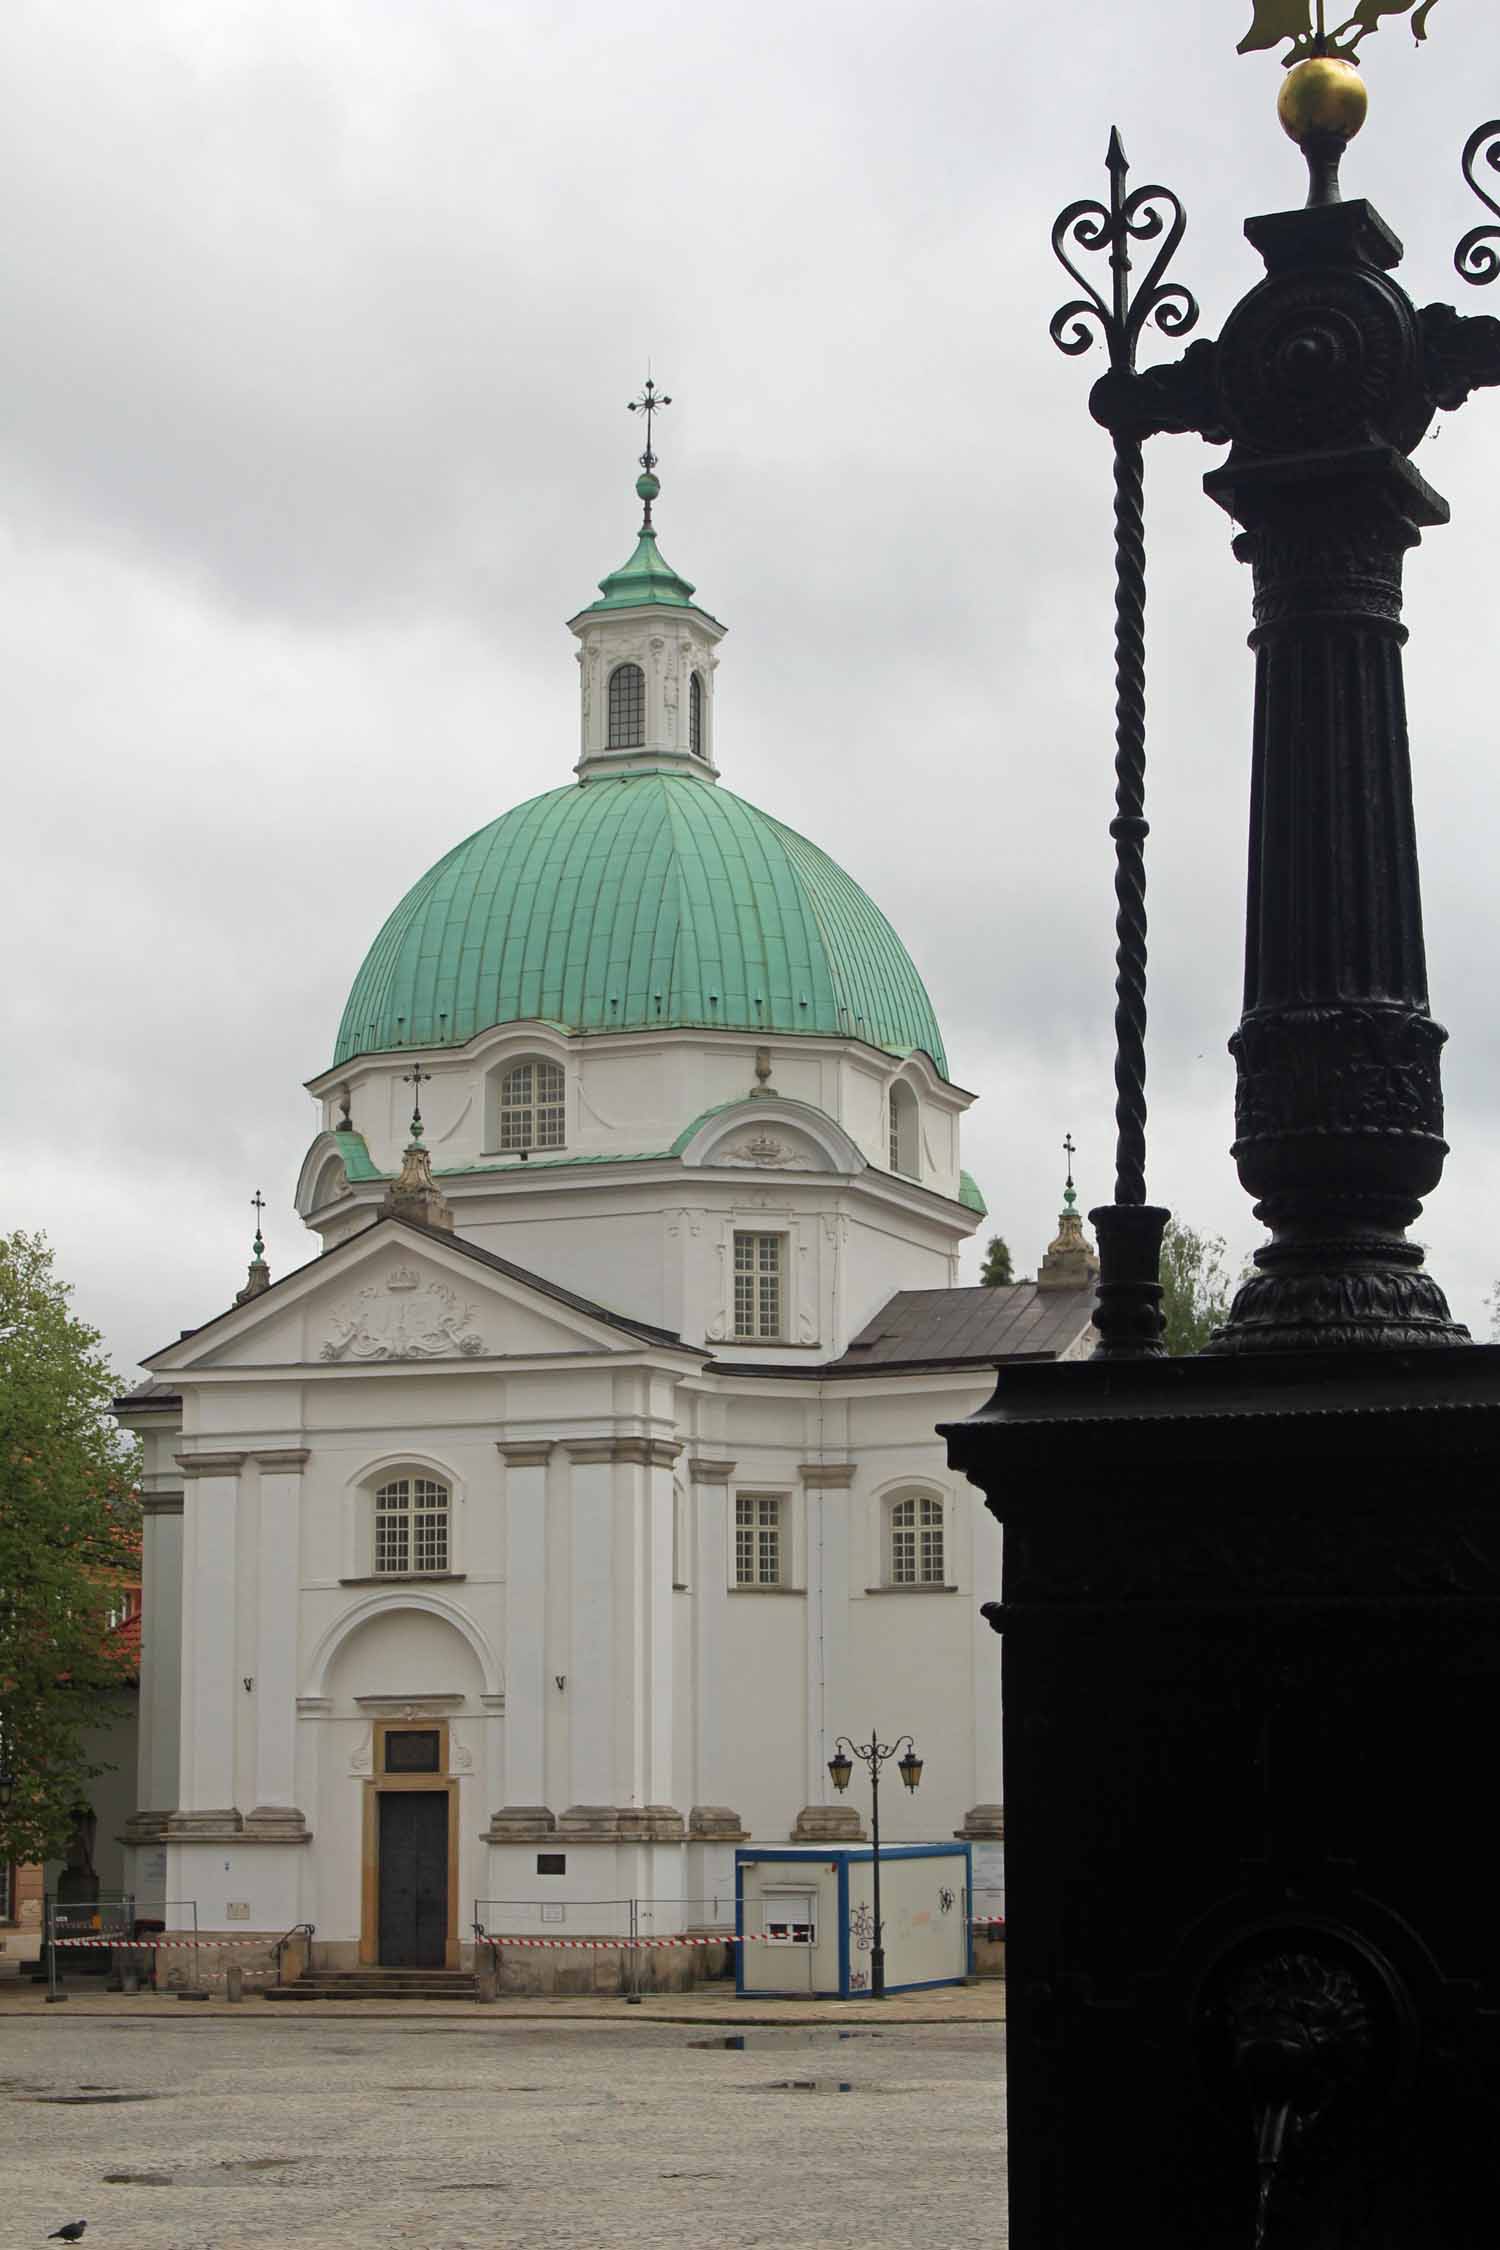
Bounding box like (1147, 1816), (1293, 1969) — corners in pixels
(1063, 1132), (1078, 1211)
(236, 1189), (272, 1304)
(403, 1060), (429, 1144)
(627, 374), (671, 528)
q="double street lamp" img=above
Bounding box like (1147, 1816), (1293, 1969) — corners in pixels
(828, 1729), (923, 1999)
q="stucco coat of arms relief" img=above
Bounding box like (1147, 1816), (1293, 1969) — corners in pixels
(319, 1266), (486, 1361)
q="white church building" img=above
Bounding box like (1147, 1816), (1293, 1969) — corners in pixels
(117, 451), (1097, 1979)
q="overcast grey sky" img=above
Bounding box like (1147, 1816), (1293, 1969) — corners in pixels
(4, 0), (1498, 1376)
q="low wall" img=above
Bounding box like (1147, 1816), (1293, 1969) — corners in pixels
(482, 1939), (735, 1997)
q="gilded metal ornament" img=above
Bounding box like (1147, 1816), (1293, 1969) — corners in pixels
(1237, 0), (1439, 65)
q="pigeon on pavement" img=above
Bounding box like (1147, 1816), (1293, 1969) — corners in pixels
(48, 2227), (87, 2243)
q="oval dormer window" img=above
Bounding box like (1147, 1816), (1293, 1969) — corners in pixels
(689, 670), (704, 758)
(608, 662), (645, 750)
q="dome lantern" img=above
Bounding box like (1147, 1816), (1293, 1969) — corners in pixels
(568, 380), (726, 784)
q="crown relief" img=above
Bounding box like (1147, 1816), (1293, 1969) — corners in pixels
(719, 1132), (799, 1168)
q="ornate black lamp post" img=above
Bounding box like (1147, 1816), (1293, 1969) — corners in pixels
(945, 11), (1500, 2241)
(828, 1731), (923, 1999)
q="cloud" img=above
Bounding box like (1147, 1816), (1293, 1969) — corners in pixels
(3, 0), (1498, 1373)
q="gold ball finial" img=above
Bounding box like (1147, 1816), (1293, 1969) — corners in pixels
(1277, 54), (1368, 146)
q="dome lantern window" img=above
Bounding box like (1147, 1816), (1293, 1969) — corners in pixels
(608, 663), (645, 749)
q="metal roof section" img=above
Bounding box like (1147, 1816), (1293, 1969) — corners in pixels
(332, 773), (949, 1074)
(823, 1284), (1097, 1373)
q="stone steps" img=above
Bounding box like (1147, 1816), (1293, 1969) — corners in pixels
(266, 1968), (480, 2003)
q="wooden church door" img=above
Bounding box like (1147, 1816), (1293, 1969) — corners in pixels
(377, 1791), (448, 1967)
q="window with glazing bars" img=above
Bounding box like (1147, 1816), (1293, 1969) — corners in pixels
(375, 1477), (450, 1574)
(891, 1494), (944, 1584)
(500, 1059), (565, 1151)
(733, 1232), (783, 1339)
(735, 1494), (782, 1585)
(608, 662), (645, 748)
(689, 670), (704, 756)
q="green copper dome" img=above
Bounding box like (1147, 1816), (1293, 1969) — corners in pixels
(333, 772), (947, 1074)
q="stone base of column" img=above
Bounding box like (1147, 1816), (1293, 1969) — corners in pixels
(688, 1805), (751, 1841)
(554, 1804), (687, 1841)
(162, 1808), (311, 1844)
(955, 1804), (1005, 1841)
(791, 1804), (866, 1843)
(121, 1810), (173, 1845)
(481, 1805), (558, 1842)
(244, 1806), (311, 1842)
(164, 1808), (245, 1838)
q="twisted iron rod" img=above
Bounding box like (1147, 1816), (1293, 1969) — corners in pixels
(1109, 433), (1149, 1207)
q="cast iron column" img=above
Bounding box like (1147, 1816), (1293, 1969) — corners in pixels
(1203, 197), (1467, 1351)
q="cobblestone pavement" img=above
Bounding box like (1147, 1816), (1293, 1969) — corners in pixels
(3, 2012), (1006, 2249)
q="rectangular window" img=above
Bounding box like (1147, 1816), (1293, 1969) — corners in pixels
(733, 1232), (784, 1340)
(537, 1853), (567, 1876)
(735, 1494), (783, 1586)
(891, 1496), (945, 1585)
(384, 1729), (440, 1774)
(762, 1889), (816, 1944)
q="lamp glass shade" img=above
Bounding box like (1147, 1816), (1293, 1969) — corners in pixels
(898, 1749), (924, 1793)
(828, 1749), (854, 1794)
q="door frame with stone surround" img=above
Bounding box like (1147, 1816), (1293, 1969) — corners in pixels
(359, 1720), (460, 1968)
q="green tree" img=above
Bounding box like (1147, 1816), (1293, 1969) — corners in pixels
(980, 1235), (1015, 1287)
(1159, 1219), (1238, 1356)
(0, 1230), (140, 1865)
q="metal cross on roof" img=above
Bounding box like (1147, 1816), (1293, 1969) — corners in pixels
(627, 375), (672, 474)
(250, 1188), (266, 1258)
(403, 1060), (429, 1141)
(1063, 1133), (1078, 1210)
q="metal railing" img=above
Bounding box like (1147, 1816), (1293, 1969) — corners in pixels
(273, 1921), (316, 1985)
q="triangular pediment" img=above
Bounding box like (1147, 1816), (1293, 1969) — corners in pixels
(145, 1219), (693, 1374)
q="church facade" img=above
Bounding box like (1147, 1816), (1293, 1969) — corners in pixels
(117, 459), (1095, 1973)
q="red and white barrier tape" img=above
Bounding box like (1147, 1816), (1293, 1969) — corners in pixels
(49, 1935), (274, 1951)
(476, 1931), (761, 1951)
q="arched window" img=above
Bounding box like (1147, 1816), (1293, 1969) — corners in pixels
(312, 1153), (349, 1209)
(889, 1083), (918, 1177)
(499, 1058), (566, 1152)
(375, 1476), (450, 1576)
(608, 662), (645, 749)
(890, 1494), (944, 1586)
(689, 670), (704, 757)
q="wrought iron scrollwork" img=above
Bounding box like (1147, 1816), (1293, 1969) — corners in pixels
(1051, 149), (1200, 374)
(1050, 132), (1196, 1263)
(1455, 119), (1500, 286)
